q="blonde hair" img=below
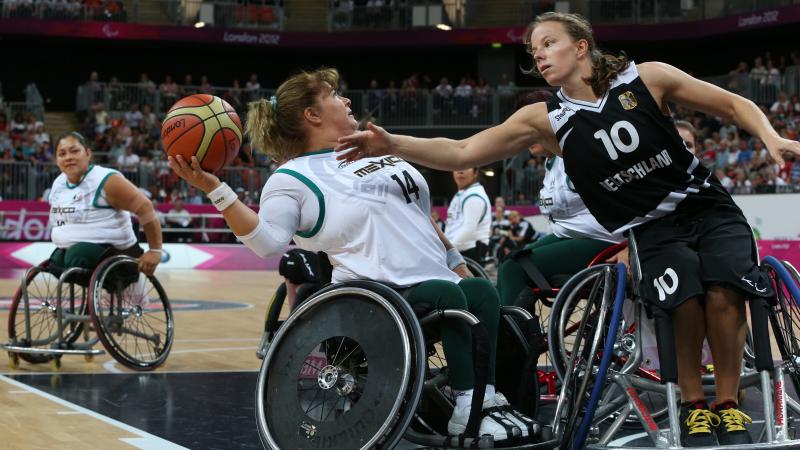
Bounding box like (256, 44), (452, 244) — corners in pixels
(245, 67), (340, 162)
(523, 12), (629, 98)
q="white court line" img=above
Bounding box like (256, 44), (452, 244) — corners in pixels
(175, 338), (259, 343)
(0, 374), (188, 450)
(103, 346), (258, 373)
(7, 390), (31, 394)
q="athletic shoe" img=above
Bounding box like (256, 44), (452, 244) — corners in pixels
(714, 400), (753, 445)
(489, 392), (541, 439)
(447, 397), (521, 441)
(679, 400), (720, 447)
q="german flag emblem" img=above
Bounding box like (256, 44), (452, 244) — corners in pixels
(618, 91), (638, 110)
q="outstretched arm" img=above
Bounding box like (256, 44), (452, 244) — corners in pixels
(335, 102), (557, 170)
(639, 61), (800, 167)
(103, 174), (163, 275)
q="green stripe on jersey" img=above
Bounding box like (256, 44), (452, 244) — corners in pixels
(92, 171), (120, 208)
(274, 168), (325, 238)
(461, 193), (489, 224)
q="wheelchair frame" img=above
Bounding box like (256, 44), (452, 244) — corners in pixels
(548, 245), (800, 449)
(4, 255), (175, 371)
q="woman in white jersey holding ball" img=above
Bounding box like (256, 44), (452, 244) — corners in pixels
(168, 68), (536, 442)
(48, 132), (163, 275)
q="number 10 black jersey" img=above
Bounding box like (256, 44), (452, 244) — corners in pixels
(545, 63), (732, 235)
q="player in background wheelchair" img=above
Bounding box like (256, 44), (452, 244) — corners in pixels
(49, 131), (164, 276)
(168, 67), (539, 443)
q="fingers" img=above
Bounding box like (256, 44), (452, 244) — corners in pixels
(772, 150), (786, 169)
(138, 261), (154, 276)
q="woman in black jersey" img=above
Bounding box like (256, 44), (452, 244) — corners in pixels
(336, 12), (800, 447)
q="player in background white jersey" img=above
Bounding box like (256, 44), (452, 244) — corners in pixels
(48, 132), (162, 275)
(445, 168), (491, 263)
(168, 68), (537, 442)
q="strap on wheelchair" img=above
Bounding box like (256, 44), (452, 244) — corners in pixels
(749, 296), (775, 372)
(510, 247), (554, 293)
(465, 321), (490, 438)
(516, 317), (546, 417)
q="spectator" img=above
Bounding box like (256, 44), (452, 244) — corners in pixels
(716, 169), (735, 192)
(433, 77), (453, 114)
(499, 210), (537, 257)
(117, 146), (140, 178)
(199, 75), (214, 95)
(160, 75), (179, 111)
(497, 73), (516, 97)
(245, 73), (261, 101)
(771, 91), (791, 114)
(141, 104), (159, 137)
(138, 73), (157, 106)
(124, 103), (143, 130)
(165, 198), (193, 243)
(750, 57), (768, 85)
(186, 187), (204, 205)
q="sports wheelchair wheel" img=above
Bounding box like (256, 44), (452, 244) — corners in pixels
(550, 265), (626, 449)
(89, 256), (174, 370)
(256, 280), (426, 450)
(764, 257), (800, 394)
(7, 262), (89, 364)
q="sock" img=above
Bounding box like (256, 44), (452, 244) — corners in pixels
(714, 399), (739, 411)
(681, 399), (709, 410)
(483, 384), (496, 402)
(454, 388), (473, 410)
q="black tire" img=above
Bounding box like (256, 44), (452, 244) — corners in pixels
(255, 281), (426, 450)
(8, 262), (88, 364)
(89, 256), (174, 370)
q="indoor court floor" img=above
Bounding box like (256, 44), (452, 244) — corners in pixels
(0, 268), (793, 449)
(0, 269), (280, 449)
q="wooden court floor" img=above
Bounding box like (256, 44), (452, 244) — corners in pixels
(0, 269), (284, 449)
(0, 268), (791, 449)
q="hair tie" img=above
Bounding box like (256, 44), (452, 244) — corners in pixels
(269, 95), (277, 110)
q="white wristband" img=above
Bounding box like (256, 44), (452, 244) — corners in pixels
(147, 248), (163, 254)
(446, 248), (465, 270)
(207, 183), (238, 211)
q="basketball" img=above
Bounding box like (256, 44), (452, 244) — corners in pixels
(161, 94), (243, 173)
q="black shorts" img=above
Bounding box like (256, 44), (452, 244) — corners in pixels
(631, 203), (772, 309)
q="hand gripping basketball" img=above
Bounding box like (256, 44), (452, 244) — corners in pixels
(168, 154), (221, 195)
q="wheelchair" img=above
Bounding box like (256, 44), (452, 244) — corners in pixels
(509, 241), (629, 404)
(547, 233), (800, 449)
(256, 276), (559, 449)
(4, 254), (174, 371)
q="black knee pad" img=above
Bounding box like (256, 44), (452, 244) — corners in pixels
(279, 249), (321, 285)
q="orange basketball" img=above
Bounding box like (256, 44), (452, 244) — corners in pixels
(161, 94), (243, 173)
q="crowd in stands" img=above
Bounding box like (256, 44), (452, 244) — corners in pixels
(3, 48), (800, 208)
(0, 0), (127, 21)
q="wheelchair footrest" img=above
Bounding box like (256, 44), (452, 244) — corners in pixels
(2, 344), (105, 356)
